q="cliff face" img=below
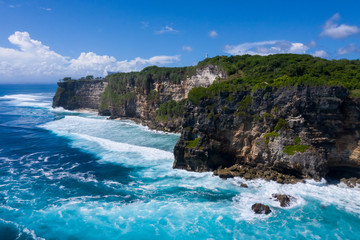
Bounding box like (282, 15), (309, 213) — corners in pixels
(53, 80), (108, 110)
(52, 65), (226, 132)
(98, 65), (226, 132)
(52, 54), (360, 182)
(173, 86), (360, 180)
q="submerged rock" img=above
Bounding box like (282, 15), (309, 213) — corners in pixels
(240, 183), (248, 188)
(272, 194), (296, 207)
(251, 203), (271, 215)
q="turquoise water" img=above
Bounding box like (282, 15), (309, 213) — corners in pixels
(0, 84), (359, 240)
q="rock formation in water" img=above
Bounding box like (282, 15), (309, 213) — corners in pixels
(252, 203), (271, 214)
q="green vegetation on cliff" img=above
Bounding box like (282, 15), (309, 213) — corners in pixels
(100, 86), (137, 111)
(283, 145), (310, 155)
(189, 54), (360, 104)
(186, 137), (201, 149)
(264, 119), (288, 146)
(156, 99), (186, 121)
(283, 136), (310, 155)
(107, 65), (196, 91)
(100, 66), (196, 112)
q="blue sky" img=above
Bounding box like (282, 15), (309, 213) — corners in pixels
(1, 0), (360, 83)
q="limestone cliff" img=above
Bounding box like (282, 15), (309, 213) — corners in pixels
(173, 86), (360, 181)
(53, 54), (360, 182)
(53, 79), (107, 110)
(53, 65), (226, 132)
(96, 65), (225, 132)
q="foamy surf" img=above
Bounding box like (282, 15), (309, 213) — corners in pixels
(40, 115), (360, 218)
(74, 133), (174, 161)
(2, 85), (360, 240)
(0, 93), (52, 108)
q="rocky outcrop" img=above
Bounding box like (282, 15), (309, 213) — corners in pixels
(173, 86), (360, 180)
(183, 64), (225, 98)
(53, 80), (107, 110)
(272, 194), (295, 207)
(252, 203), (271, 214)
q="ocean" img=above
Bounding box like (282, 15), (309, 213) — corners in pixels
(0, 84), (359, 240)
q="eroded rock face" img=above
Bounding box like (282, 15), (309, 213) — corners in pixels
(183, 65), (226, 98)
(53, 80), (108, 110)
(53, 65), (225, 133)
(173, 86), (360, 180)
(252, 203), (271, 214)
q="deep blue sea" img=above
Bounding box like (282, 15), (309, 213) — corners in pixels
(0, 84), (360, 240)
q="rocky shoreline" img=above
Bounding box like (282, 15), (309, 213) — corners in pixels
(53, 57), (360, 186)
(173, 86), (360, 183)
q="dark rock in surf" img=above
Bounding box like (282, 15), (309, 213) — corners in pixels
(251, 203), (271, 214)
(272, 194), (295, 207)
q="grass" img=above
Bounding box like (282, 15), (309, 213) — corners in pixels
(283, 145), (310, 155)
(187, 137), (201, 149)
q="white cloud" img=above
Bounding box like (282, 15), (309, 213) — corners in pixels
(155, 25), (178, 34)
(308, 40), (316, 47)
(41, 7), (52, 11)
(312, 50), (329, 58)
(0, 31), (181, 82)
(209, 30), (218, 38)
(321, 13), (360, 39)
(224, 40), (309, 56)
(182, 46), (193, 52)
(337, 44), (360, 55)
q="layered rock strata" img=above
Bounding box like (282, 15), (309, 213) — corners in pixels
(53, 65), (225, 132)
(173, 86), (360, 180)
(53, 79), (107, 110)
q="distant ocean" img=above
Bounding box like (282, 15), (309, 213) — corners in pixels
(0, 84), (359, 240)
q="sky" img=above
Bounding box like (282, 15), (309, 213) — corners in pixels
(0, 0), (360, 83)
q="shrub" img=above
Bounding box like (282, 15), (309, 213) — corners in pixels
(237, 95), (252, 111)
(156, 99), (186, 121)
(187, 137), (201, 149)
(188, 87), (208, 105)
(283, 145), (310, 155)
(264, 131), (279, 145)
(274, 118), (287, 131)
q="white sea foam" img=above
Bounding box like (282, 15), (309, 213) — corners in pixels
(74, 133), (173, 161)
(40, 116), (175, 167)
(230, 177), (360, 219)
(120, 119), (180, 136)
(39, 111), (360, 227)
(0, 94), (52, 108)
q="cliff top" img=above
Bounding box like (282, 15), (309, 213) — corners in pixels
(58, 54), (360, 100)
(188, 54), (360, 104)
